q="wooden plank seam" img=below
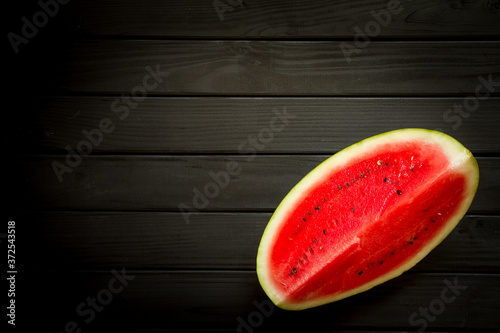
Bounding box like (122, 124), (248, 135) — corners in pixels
(49, 267), (136, 333)
(50, 64), (170, 183)
(437, 73), (500, 132)
(178, 105), (296, 224)
(340, 0), (404, 63)
(233, 276), (469, 332)
(405, 276), (468, 333)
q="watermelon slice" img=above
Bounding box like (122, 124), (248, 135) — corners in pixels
(256, 129), (479, 310)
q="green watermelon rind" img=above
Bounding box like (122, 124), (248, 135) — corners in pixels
(256, 128), (479, 311)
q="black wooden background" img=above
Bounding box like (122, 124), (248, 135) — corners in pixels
(5, 0), (500, 332)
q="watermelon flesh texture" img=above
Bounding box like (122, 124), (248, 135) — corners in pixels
(256, 129), (479, 310)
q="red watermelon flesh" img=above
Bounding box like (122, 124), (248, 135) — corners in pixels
(256, 129), (479, 310)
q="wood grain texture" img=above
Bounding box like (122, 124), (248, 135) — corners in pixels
(17, 271), (500, 331)
(18, 212), (500, 273)
(42, 40), (500, 95)
(23, 97), (500, 154)
(62, 0), (500, 38)
(6, 0), (500, 331)
(19, 156), (499, 213)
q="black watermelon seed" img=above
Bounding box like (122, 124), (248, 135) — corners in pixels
(309, 246), (314, 254)
(410, 168), (414, 172)
(313, 238), (318, 243)
(346, 182), (349, 187)
(391, 252), (395, 255)
(380, 260), (383, 265)
(351, 207), (355, 212)
(413, 237), (417, 240)
(425, 228), (428, 231)
(383, 177), (388, 183)
(289, 272), (293, 276)
(323, 229), (327, 235)
(361, 174), (364, 178)
(397, 190), (402, 195)
(292, 267), (297, 274)
(431, 219), (436, 223)
(307, 212), (311, 216)
(409, 241), (414, 245)
(315, 206), (320, 210)
(302, 218), (306, 222)
(303, 254), (308, 260)
(358, 271), (363, 275)
(338, 184), (342, 189)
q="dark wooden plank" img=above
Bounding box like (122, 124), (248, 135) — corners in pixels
(23, 97), (500, 154)
(6, 2), (498, 333)
(17, 156), (500, 213)
(62, 0), (500, 38)
(45, 40), (499, 95)
(17, 271), (500, 331)
(19, 212), (500, 273)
